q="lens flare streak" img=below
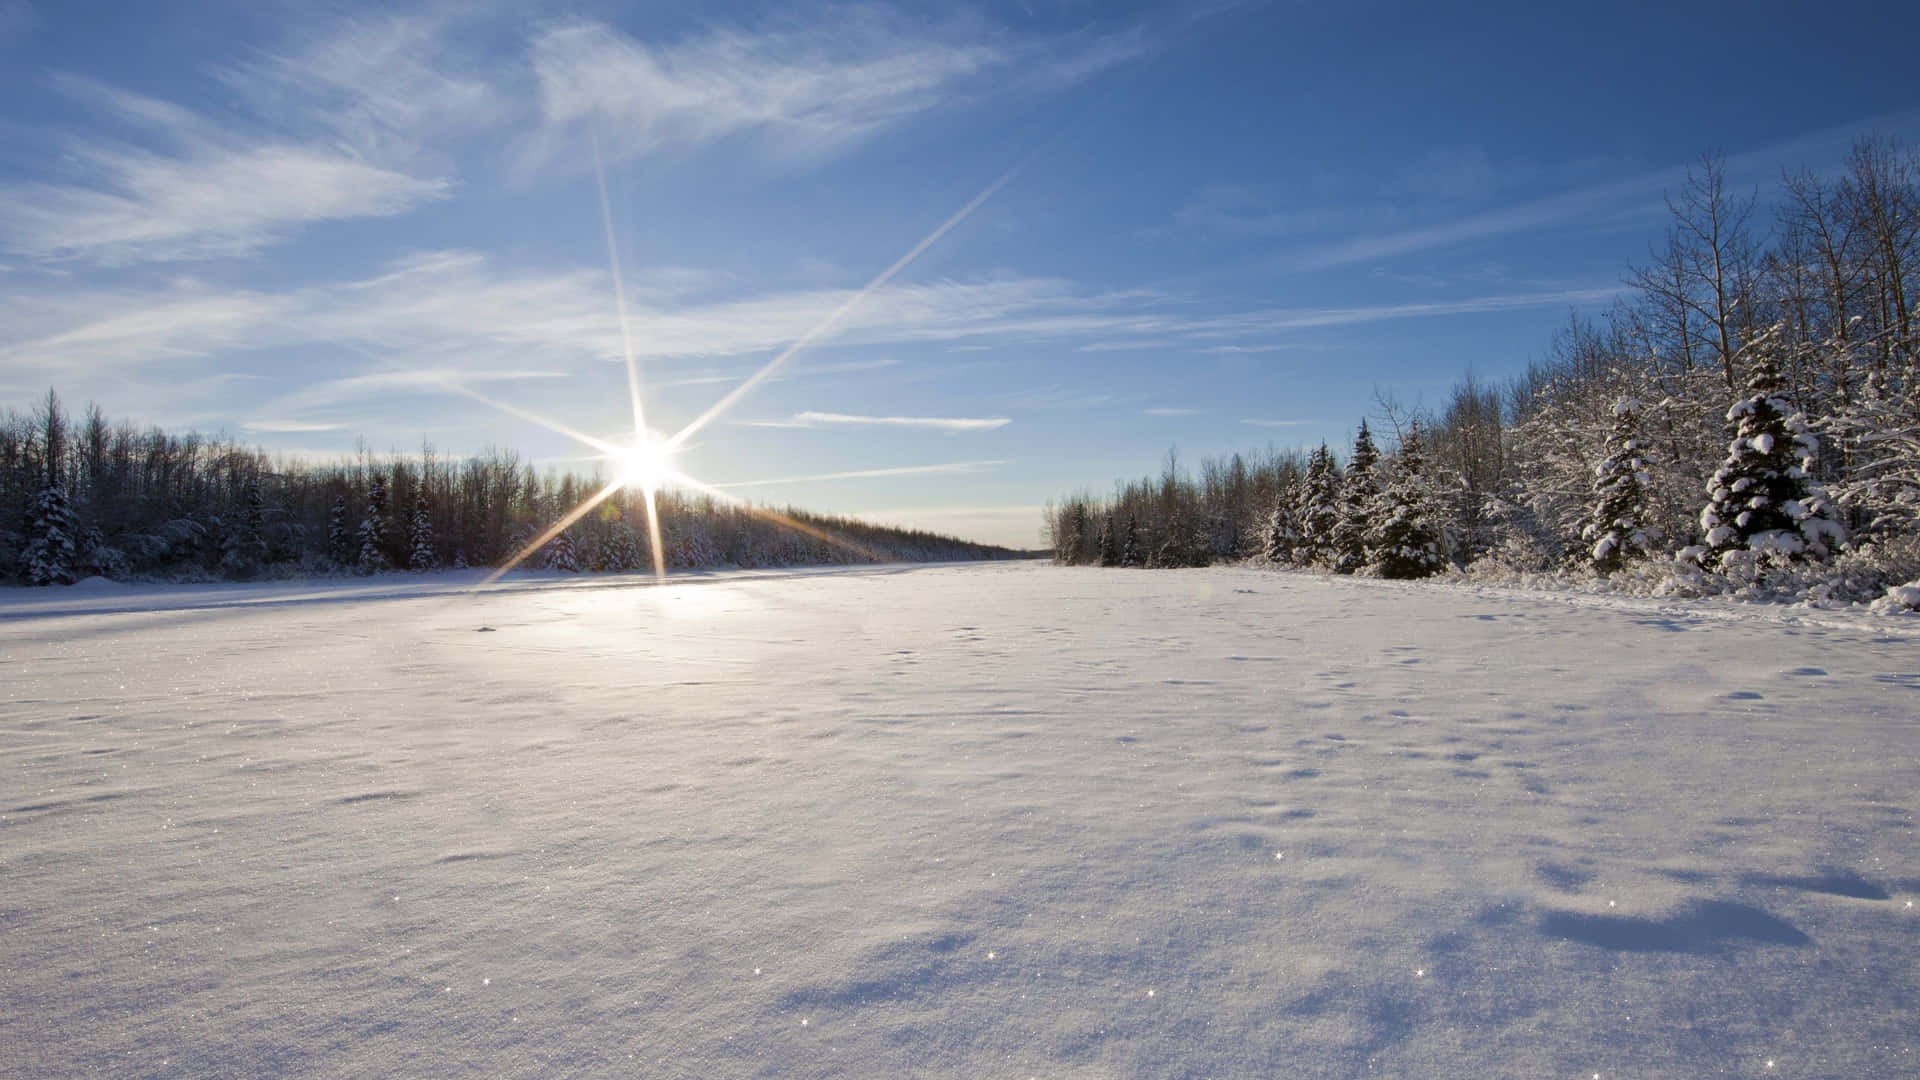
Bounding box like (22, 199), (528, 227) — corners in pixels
(458, 152), (1020, 589)
(662, 469), (887, 564)
(482, 478), (627, 586)
(665, 161), (1024, 454)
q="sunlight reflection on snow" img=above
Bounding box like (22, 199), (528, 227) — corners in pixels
(647, 584), (751, 621)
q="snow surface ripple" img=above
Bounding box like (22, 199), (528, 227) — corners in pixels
(2, 563), (1916, 1078)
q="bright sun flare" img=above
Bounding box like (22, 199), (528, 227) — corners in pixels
(458, 142), (1016, 588)
(616, 436), (674, 492)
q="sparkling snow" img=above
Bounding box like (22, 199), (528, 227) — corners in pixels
(3, 563), (1917, 1077)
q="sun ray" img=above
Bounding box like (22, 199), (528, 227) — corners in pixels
(640, 484), (667, 583)
(664, 161), (1026, 453)
(663, 469), (885, 564)
(450, 152), (1025, 589)
(591, 129), (650, 450)
(438, 377), (622, 456)
(481, 478), (625, 587)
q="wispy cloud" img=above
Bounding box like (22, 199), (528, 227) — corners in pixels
(1201, 343), (1306, 355)
(218, 11), (506, 167)
(0, 243), (1622, 417)
(518, 10), (1141, 175)
(1144, 407), (1199, 416)
(1259, 114), (1920, 274)
(1204, 287), (1623, 333)
(1278, 177), (1664, 273)
(711, 459), (1009, 488)
(0, 77), (447, 266)
(650, 357), (898, 389)
(1077, 339), (1185, 352)
(242, 419), (344, 433)
(1241, 418), (1311, 428)
(0, 283), (295, 373)
(752, 411), (1010, 431)
(258, 368), (568, 416)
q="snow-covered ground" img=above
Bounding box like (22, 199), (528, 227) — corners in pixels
(4, 562), (1916, 1078)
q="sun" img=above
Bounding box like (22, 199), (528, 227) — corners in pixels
(455, 143), (1017, 588)
(616, 434), (675, 492)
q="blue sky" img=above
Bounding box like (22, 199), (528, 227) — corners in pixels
(3, 0), (1917, 547)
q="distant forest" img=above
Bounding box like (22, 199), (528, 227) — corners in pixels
(1048, 139), (1920, 605)
(0, 395), (1017, 585)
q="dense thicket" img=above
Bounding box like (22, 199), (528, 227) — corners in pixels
(1049, 139), (1920, 605)
(0, 394), (1017, 584)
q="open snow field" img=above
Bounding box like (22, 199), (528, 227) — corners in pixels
(3, 562), (1917, 1079)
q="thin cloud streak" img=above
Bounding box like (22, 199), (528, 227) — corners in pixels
(0, 78), (447, 266)
(710, 460), (1010, 488)
(1269, 110), (1920, 274)
(787, 411), (1011, 430)
(243, 420), (344, 432)
(1217, 288), (1623, 332)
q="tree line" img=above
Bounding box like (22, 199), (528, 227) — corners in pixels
(0, 393), (1017, 585)
(1049, 138), (1920, 602)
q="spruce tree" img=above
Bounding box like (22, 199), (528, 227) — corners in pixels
(1585, 398), (1655, 573)
(23, 480), (78, 586)
(407, 486), (434, 572)
(1296, 443), (1341, 567)
(1120, 513), (1141, 568)
(356, 474), (391, 574)
(1263, 478), (1301, 565)
(545, 528), (581, 572)
(1158, 509), (1198, 568)
(1098, 512), (1119, 567)
(1331, 421), (1379, 574)
(603, 522), (643, 572)
(1055, 504), (1085, 564)
(1698, 347), (1844, 565)
(1370, 421), (1446, 579)
(326, 495), (352, 568)
(1207, 506), (1240, 562)
(221, 479), (268, 579)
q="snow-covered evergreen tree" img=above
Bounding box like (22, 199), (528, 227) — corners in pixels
(1370, 421), (1446, 579)
(544, 528), (581, 572)
(407, 487), (434, 572)
(1206, 505), (1240, 562)
(1120, 513), (1141, 568)
(1696, 343), (1845, 565)
(1053, 503), (1086, 564)
(1263, 478), (1301, 565)
(1295, 443), (1340, 567)
(221, 480), (268, 579)
(326, 495), (352, 568)
(23, 480), (78, 585)
(1157, 509), (1203, 568)
(1097, 512), (1119, 567)
(602, 522), (644, 572)
(356, 474), (390, 574)
(1331, 421), (1379, 574)
(1584, 398), (1656, 573)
